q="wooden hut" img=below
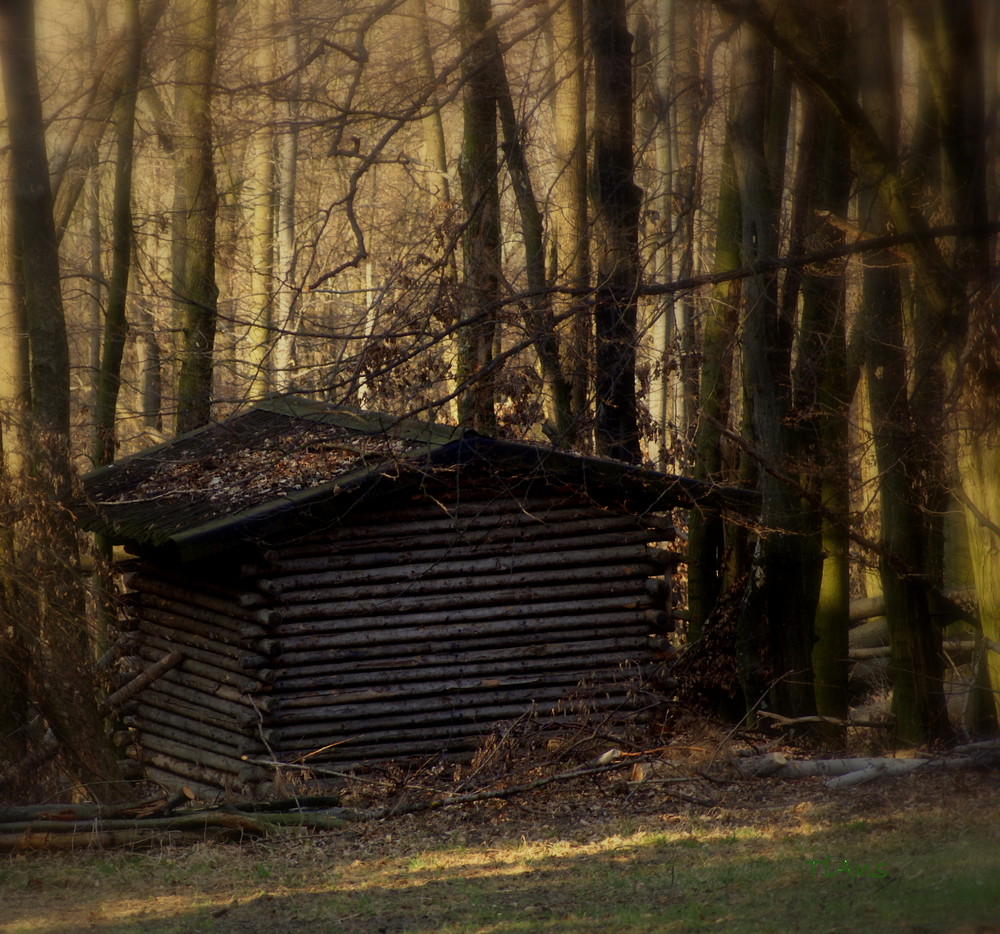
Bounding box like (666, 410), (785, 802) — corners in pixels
(77, 397), (751, 795)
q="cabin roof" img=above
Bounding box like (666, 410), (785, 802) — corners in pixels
(75, 396), (756, 562)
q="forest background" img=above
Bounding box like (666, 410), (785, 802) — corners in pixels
(1, 0), (1000, 802)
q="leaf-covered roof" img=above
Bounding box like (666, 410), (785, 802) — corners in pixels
(76, 396), (757, 562)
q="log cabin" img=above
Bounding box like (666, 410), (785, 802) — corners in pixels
(76, 396), (754, 795)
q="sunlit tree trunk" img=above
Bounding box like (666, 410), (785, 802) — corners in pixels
(546, 0), (589, 436)
(487, 28), (573, 445)
(647, 0), (699, 471)
(50, 0), (168, 241)
(455, 0), (499, 430)
(93, 0), (141, 466)
(272, 0), (300, 393)
(173, 0), (220, 433)
(246, 0), (277, 399)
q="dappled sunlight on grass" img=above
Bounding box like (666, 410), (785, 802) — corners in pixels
(2, 779), (1000, 933)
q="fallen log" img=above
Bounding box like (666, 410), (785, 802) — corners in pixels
(736, 750), (1000, 787)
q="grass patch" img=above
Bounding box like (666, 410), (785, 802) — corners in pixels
(1, 783), (998, 934)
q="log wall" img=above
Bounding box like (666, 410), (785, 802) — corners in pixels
(123, 490), (676, 792)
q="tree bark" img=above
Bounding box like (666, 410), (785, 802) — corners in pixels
(172, 0), (220, 434)
(856, 0), (950, 744)
(546, 0), (590, 436)
(588, 0), (641, 463)
(455, 0), (500, 431)
(729, 23), (816, 718)
(93, 0), (142, 467)
(486, 28), (573, 446)
(246, 0), (277, 399)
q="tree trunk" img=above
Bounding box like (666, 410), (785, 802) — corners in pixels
(857, 0), (950, 744)
(272, 0), (300, 393)
(172, 0), (220, 434)
(546, 0), (589, 439)
(487, 28), (573, 446)
(0, 0), (130, 800)
(687, 141), (739, 640)
(246, 0), (277, 399)
(791, 93), (852, 726)
(588, 0), (641, 464)
(93, 0), (141, 467)
(456, 0), (500, 431)
(730, 24), (815, 718)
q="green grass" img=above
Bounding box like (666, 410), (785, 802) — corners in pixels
(1, 792), (998, 933)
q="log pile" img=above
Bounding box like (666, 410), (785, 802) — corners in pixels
(119, 490), (677, 793)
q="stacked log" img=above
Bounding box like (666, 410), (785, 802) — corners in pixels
(124, 490), (677, 790)
(121, 570), (273, 793)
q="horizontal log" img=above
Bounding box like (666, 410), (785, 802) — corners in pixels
(138, 675), (262, 723)
(282, 498), (613, 538)
(136, 730), (262, 778)
(135, 641), (271, 690)
(275, 695), (646, 761)
(268, 679), (643, 729)
(257, 543), (658, 596)
(132, 701), (268, 754)
(141, 767), (238, 800)
(258, 565), (656, 625)
(127, 571), (265, 618)
(127, 711), (249, 760)
(645, 546), (683, 568)
(258, 512), (674, 567)
(270, 642), (647, 692)
(257, 530), (669, 580)
(135, 596), (260, 646)
(135, 592), (268, 640)
(250, 573), (655, 625)
(275, 668), (625, 710)
(245, 627), (651, 674)
(849, 638), (975, 660)
(129, 747), (262, 789)
(266, 595), (653, 648)
(268, 617), (653, 661)
(137, 613), (249, 669)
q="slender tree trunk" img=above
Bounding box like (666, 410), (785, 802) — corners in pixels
(486, 29), (573, 445)
(546, 0), (589, 437)
(588, 0), (641, 463)
(455, 0), (500, 431)
(50, 0), (169, 242)
(246, 0), (277, 399)
(93, 0), (141, 466)
(173, 0), (220, 433)
(789, 95), (852, 726)
(272, 0), (300, 393)
(687, 141), (739, 640)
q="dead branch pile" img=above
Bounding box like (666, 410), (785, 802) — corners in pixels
(0, 746), (720, 853)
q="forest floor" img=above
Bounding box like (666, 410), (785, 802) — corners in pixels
(2, 720), (999, 934)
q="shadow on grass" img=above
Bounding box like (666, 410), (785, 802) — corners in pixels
(4, 816), (999, 934)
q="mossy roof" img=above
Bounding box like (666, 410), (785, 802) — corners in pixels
(75, 396), (756, 562)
